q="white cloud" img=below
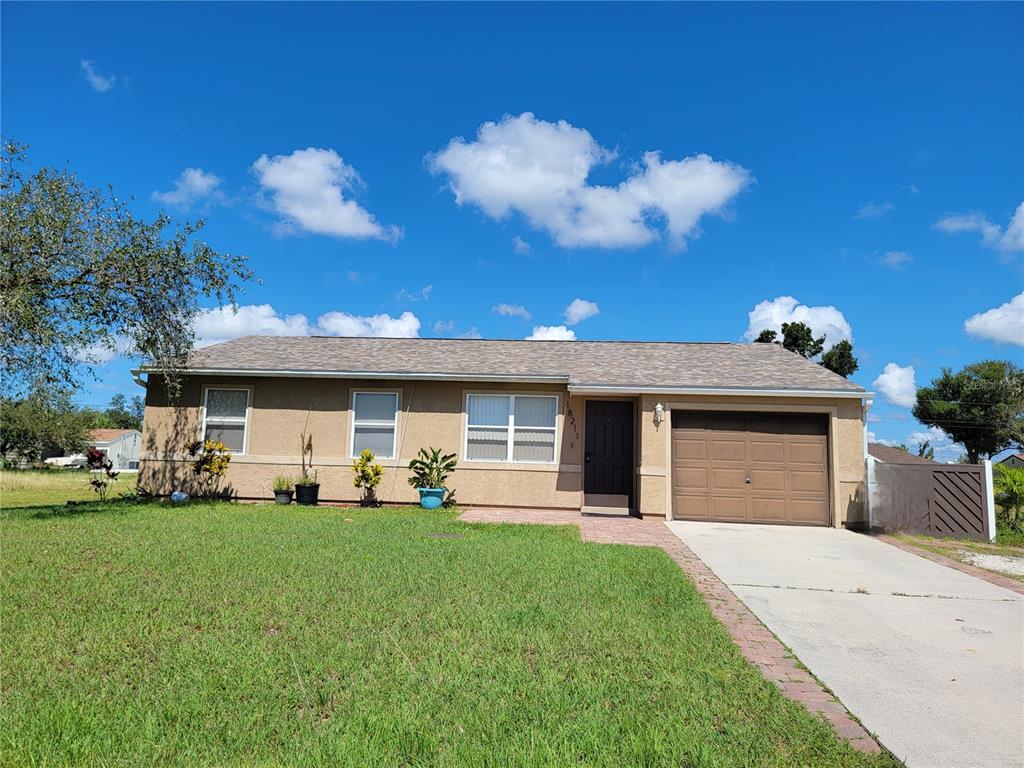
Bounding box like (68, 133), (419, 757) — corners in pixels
(433, 320), (455, 334)
(193, 304), (419, 347)
(564, 298), (599, 325)
(963, 292), (1024, 346)
(80, 60), (114, 92)
(152, 168), (223, 209)
(316, 310), (420, 338)
(251, 147), (399, 241)
(934, 203), (1024, 253)
(512, 236), (532, 254)
(879, 250), (912, 270)
(396, 285), (432, 303)
(428, 112), (751, 250)
(872, 363), (917, 409)
(526, 325), (576, 341)
(855, 201), (894, 219)
(493, 303), (531, 321)
(75, 335), (133, 364)
(743, 296), (853, 349)
(458, 327), (483, 339)
(866, 430), (901, 448)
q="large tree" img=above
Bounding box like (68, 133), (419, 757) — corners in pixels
(0, 388), (90, 465)
(912, 360), (1024, 463)
(0, 141), (252, 398)
(754, 321), (859, 378)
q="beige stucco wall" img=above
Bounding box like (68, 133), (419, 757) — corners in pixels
(140, 376), (865, 525)
(140, 375), (583, 508)
(635, 394), (867, 527)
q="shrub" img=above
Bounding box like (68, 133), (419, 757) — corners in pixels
(994, 464), (1024, 532)
(86, 447), (118, 501)
(408, 447), (457, 490)
(272, 476), (294, 492)
(351, 449), (383, 507)
(186, 439), (231, 498)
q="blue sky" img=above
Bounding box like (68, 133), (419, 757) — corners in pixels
(3, 2), (1022, 459)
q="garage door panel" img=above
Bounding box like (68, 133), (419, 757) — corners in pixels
(673, 438), (707, 461)
(671, 411), (829, 526)
(673, 467), (707, 489)
(750, 497), (788, 522)
(709, 495), (748, 521)
(789, 441), (826, 465)
(711, 468), (748, 491)
(789, 498), (829, 524)
(751, 468), (786, 491)
(675, 495), (709, 519)
(749, 440), (785, 464)
(790, 470), (827, 493)
(711, 439), (746, 463)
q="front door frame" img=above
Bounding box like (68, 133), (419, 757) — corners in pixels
(663, 401), (839, 527)
(583, 397), (637, 510)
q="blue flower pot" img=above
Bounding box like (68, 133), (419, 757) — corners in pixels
(418, 488), (445, 509)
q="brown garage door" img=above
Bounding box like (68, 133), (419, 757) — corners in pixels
(671, 411), (829, 526)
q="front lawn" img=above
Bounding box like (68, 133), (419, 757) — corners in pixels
(2, 502), (895, 767)
(0, 468), (135, 508)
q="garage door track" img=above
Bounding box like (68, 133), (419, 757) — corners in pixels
(668, 521), (1024, 768)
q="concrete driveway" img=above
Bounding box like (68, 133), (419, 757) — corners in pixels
(667, 521), (1024, 768)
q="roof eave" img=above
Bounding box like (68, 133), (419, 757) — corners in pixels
(568, 384), (870, 399)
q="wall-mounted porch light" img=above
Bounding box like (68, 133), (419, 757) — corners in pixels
(653, 402), (665, 426)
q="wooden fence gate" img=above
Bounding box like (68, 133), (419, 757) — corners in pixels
(869, 461), (995, 541)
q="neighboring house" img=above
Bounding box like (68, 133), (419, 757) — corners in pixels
(85, 428), (142, 471)
(135, 337), (870, 527)
(998, 453), (1024, 469)
(867, 443), (939, 466)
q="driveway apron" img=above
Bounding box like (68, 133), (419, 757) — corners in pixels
(667, 521), (1024, 768)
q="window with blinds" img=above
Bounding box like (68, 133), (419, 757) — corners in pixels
(351, 392), (399, 458)
(466, 394), (557, 463)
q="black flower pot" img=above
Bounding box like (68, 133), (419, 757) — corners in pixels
(295, 483), (320, 506)
(274, 490), (293, 505)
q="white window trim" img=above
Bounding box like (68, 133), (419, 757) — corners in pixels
(463, 393), (559, 465)
(349, 390), (400, 459)
(200, 385), (252, 456)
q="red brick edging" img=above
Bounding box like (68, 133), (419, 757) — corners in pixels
(459, 508), (882, 754)
(873, 534), (1024, 596)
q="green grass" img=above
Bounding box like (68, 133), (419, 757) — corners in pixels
(896, 530), (1024, 582)
(0, 469), (135, 509)
(2, 502), (896, 767)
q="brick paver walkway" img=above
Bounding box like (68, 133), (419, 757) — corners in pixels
(460, 507), (882, 754)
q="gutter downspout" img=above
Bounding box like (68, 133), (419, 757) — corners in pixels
(863, 396), (874, 530)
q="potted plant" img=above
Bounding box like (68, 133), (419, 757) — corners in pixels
(295, 430), (319, 506)
(295, 469), (319, 506)
(408, 447), (457, 509)
(272, 476), (294, 505)
(351, 448), (384, 506)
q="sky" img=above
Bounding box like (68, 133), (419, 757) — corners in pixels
(3, 2), (1022, 460)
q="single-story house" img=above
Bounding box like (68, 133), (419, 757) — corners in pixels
(44, 428), (143, 470)
(867, 443), (938, 465)
(135, 337), (871, 528)
(86, 428), (142, 471)
(998, 452), (1024, 470)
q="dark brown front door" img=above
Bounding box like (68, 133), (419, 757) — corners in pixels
(585, 401), (634, 503)
(671, 411), (829, 526)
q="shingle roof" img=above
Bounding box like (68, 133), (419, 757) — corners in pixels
(868, 443), (939, 465)
(86, 428), (138, 443)
(176, 336), (865, 393)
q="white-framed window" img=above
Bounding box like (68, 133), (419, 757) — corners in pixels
(351, 391), (399, 459)
(202, 387), (250, 454)
(465, 394), (558, 463)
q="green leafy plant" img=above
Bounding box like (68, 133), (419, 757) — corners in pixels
(351, 448), (383, 506)
(296, 469), (318, 487)
(407, 447), (457, 490)
(186, 439), (231, 498)
(272, 476), (294, 492)
(994, 463), (1024, 531)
